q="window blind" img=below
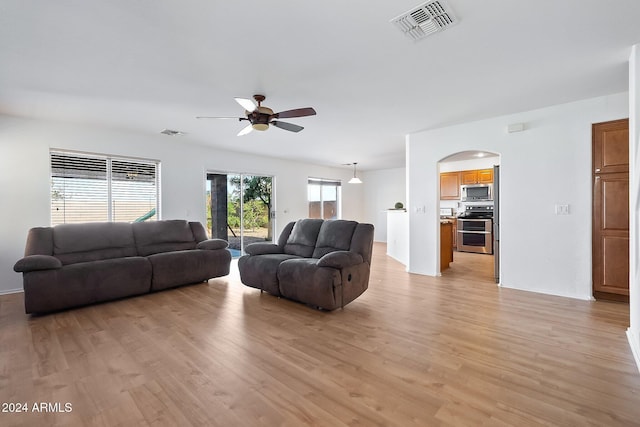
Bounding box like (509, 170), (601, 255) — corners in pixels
(51, 151), (159, 225)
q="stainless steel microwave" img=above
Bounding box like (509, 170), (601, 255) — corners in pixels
(461, 184), (493, 201)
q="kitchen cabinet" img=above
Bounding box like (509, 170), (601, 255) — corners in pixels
(440, 172), (461, 200)
(461, 168), (493, 184)
(461, 170), (478, 185)
(440, 222), (453, 271)
(477, 168), (494, 183)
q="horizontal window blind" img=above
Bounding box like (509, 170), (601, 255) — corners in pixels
(307, 178), (342, 186)
(51, 151), (159, 225)
(111, 159), (157, 223)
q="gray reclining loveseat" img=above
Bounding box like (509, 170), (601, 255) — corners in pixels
(238, 219), (374, 310)
(14, 220), (231, 314)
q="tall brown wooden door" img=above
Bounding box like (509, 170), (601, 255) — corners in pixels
(592, 118), (629, 302)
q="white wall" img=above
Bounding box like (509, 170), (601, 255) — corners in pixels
(0, 116), (364, 294)
(439, 156), (500, 173)
(407, 92), (628, 299)
(628, 44), (640, 370)
(361, 167), (406, 242)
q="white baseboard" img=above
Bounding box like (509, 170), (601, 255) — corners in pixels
(0, 288), (23, 296)
(627, 328), (640, 373)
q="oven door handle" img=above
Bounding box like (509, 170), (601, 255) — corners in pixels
(457, 231), (491, 234)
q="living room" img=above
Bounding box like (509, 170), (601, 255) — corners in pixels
(2, 1), (640, 425)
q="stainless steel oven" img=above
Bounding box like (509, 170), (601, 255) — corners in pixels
(457, 218), (493, 254)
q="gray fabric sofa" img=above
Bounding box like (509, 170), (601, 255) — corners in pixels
(14, 220), (231, 314)
(238, 219), (374, 310)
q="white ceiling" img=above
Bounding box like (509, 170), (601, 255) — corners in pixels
(1, 1), (639, 171)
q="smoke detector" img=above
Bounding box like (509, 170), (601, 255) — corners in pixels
(391, 0), (457, 41)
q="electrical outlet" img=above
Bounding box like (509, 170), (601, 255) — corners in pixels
(555, 204), (570, 215)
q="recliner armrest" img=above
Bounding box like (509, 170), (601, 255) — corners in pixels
(196, 239), (229, 250)
(245, 243), (283, 256)
(14, 255), (62, 273)
(317, 251), (363, 269)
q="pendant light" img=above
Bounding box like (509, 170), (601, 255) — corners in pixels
(348, 162), (362, 184)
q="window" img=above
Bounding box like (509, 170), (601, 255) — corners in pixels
(51, 151), (159, 225)
(308, 178), (341, 219)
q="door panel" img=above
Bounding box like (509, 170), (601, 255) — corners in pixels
(593, 118), (629, 174)
(602, 235), (630, 295)
(601, 177), (629, 230)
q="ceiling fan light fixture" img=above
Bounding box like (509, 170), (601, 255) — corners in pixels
(252, 123), (269, 131)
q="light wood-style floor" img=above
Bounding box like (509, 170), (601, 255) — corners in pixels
(1, 244), (639, 426)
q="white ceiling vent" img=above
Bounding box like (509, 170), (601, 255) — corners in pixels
(160, 129), (185, 136)
(391, 0), (457, 41)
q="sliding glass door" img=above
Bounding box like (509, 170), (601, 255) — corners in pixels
(206, 172), (273, 257)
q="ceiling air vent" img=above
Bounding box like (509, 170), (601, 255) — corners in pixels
(160, 129), (185, 136)
(391, 0), (457, 41)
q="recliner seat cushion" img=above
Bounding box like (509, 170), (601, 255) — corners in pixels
(238, 253), (302, 295)
(147, 249), (231, 291)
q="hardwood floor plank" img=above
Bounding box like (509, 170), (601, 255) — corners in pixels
(1, 244), (639, 426)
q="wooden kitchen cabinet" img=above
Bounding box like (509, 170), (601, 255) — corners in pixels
(461, 170), (478, 185)
(440, 172), (461, 200)
(461, 168), (493, 184)
(477, 168), (494, 183)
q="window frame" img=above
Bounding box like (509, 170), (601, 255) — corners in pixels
(307, 177), (342, 220)
(50, 149), (161, 225)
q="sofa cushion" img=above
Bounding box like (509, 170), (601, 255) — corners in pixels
(283, 219), (323, 257)
(133, 220), (197, 256)
(238, 253), (302, 295)
(147, 249), (231, 291)
(53, 222), (137, 265)
(312, 220), (358, 258)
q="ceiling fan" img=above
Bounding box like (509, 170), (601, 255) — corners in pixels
(197, 94), (316, 136)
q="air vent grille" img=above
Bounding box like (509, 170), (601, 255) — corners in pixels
(391, 0), (457, 41)
(160, 129), (185, 136)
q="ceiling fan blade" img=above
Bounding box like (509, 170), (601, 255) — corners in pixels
(237, 124), (254, 136)
(234, 97), (256, 112)
(271, 121), (304, 133)
(272, 107), (316, 119)
(196, 116), (243, 120)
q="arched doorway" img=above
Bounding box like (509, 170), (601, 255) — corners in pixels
(438, 150), (501, 283)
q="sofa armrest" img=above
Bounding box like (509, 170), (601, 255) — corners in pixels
(14, 255), (62, 273)
(317, 251), (363, 269)
(245, 243), (283, 256)
(196, 239), (229, 250)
